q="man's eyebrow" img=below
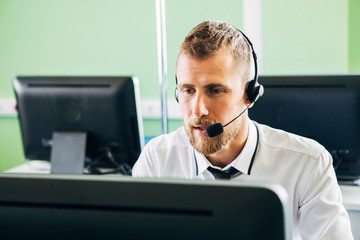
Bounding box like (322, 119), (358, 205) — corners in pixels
(178, 83), (232, 91)
(178, 83), (194, 88)
(205, 83), (231, 91)
(205, 83), (226, 88)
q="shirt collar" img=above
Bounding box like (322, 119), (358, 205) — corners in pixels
(194, 120), (258, 176)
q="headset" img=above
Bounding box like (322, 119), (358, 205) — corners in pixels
(175, 28), (263, 105)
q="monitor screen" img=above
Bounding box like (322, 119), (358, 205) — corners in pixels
(0, 173), (291, 240)
(13, 76), (144, 175)
(249, 75), (360, 181)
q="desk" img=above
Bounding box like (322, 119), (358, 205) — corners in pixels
(5, 160), (51, 174)
(340, 185), (360, 239)
(5, 160), (117, 175)
(341, 185), (360, 211)
(5, 161), (360, 239)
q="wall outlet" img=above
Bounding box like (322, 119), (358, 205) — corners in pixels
(0, 98), (17, 117)
(141, 99), (182, 119)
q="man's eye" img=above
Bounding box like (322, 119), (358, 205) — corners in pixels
(182, 88), (195, 95)
(208, 88), (224, 95)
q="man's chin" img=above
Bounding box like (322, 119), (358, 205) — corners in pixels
(185, 124), (223, 155)
(185, 118), (242, 156)
(190, 134), (221, 155)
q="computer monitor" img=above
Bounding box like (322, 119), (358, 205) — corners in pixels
(249, 75), (360, 182)
(13, 76), (144, 175)
(0, 173), (291, 240)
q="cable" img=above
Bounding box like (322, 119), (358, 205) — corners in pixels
(84, 147), (132, 175)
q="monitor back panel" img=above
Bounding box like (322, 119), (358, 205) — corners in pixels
(0, 174), (290, 240)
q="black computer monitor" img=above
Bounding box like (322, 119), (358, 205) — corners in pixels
(249, 75), (360, 182)
(0, 173), (291, 240)
(13, 76), (144, 175)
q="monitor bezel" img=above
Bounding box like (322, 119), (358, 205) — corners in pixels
(250, 74), (360, 181)
(13, 76), (144, 173)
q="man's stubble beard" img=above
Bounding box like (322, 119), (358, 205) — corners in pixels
(185, 116), (242, 155)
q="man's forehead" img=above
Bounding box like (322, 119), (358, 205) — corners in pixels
(177, 52), (234, 65)
(177, 52), (242, 74)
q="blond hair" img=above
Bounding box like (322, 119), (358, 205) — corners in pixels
(178, 20), (254, 82)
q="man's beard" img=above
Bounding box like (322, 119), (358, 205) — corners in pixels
(184, 116), (241, 155)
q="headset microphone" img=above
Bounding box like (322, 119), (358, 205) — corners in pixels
(206, 105), (251, 138)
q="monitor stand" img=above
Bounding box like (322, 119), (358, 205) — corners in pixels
(50, 132), (87, 174)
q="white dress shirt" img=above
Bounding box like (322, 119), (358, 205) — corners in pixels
(132, 120), (353, 240)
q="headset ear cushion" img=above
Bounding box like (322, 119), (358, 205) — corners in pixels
(246, 79), (263, 103)
(175, 88), (179, 103)
(246, 80), (257, 103)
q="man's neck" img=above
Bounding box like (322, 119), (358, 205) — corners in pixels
(206, 118), (249, 168)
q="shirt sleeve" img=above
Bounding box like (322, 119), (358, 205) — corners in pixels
(298, 148), (353, 240)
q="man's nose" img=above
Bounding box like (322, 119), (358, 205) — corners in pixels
(192, 93), (209, 117)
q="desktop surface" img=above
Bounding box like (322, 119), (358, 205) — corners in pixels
(0, 173), (291, 240)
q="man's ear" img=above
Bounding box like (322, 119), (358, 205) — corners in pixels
(245, 96), (254, 108)
(244, 82), (253, 108)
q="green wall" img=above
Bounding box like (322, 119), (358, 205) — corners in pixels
(349, 0), (360, 72)
(0, 0), (358, 171)
(0, 117), (22, 170)
(263, 0), (348, 74)
(0, 0), (159, 98)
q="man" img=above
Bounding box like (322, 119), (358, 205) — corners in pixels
(132, 20), (353, 239)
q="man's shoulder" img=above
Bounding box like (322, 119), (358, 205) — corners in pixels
(133, 127), (194, 178)
(255, 122), (327, 159)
